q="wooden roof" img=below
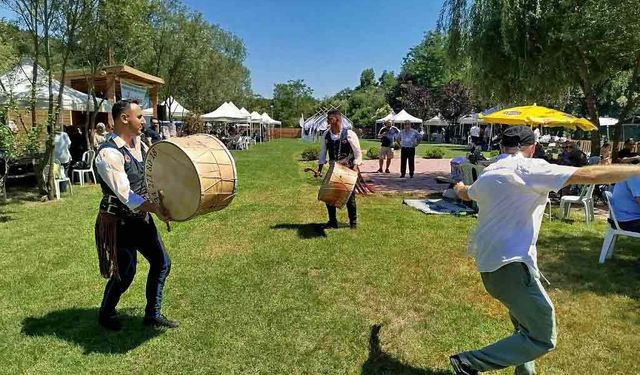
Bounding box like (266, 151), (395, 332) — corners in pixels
(64, 64), (164, 86)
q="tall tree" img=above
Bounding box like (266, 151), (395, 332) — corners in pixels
(358, 68), (376, 89)
(440, 0), (640, 154)
(272, 80), (317, 127)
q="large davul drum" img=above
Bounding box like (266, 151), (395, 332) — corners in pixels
(317, 162), (358, 208)
(145, 134), (237, 221)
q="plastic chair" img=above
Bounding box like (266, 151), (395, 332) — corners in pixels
(599, 191), (640, 263)
(72, 150), (96, 185)
(43, 161), (72, 199)
(560, 184), (595, 224)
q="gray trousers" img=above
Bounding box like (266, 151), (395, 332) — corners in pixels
(458, 262), (557, 375)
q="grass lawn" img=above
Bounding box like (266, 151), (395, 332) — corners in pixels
(0, 139), (639, 374)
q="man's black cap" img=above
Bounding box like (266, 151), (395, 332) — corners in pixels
(501, 126), (535, 147)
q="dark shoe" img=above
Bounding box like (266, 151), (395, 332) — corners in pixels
(400, 175), (405, 178)
(98, 310), (122, 331)
(385, 169), (390, 173)
(143, 314), (179, 328)
(449, 355), (478, 375)
(375, 169), (383, 173)
(349, 222), (357, 229)
(324, 221), (338, 229)
(409, 175), (414, 178)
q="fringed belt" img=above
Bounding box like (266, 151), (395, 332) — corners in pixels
(94, 195), (146, 280)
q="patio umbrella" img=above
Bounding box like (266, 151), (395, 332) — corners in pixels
(480, 105), (597, 131)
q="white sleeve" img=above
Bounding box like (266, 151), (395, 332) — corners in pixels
(95, 148), (146, 210)
(347, 130), (363, 166)
(318, 131), (328, 165)
(522, 160), (578, 194)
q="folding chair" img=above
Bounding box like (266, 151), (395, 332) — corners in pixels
(599, 191), (640, 263)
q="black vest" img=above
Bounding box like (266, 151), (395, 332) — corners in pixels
(96, 138), (147, 217)
(325, 127), (354, 167)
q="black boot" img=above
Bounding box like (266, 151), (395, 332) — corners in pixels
(98, 309), (122, 331)
(143, 314), (179, 328)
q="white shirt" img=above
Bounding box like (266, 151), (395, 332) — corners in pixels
(318, 128), (363, 166)
(53, 132), (72, 164)
(94, 134), (147, 211)
(466, 154), (576, 272)
(397, 128), (421, 148)
(470, 125), (481, 137)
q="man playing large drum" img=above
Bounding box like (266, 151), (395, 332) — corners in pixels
(317, 109), (362, 229)
(94, 99), (177, 331)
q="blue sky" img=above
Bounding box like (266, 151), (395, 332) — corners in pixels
(1, 0), (443, 98)
(182, 0), (443, 98)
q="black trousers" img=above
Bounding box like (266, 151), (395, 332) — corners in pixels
(326, 193), (357, 225)
(400, 147), (416, 177)
(100, 214), (171, 318)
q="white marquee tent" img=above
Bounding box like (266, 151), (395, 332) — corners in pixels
(0, 60), (110, 112)
(376, 111), (396, 123)
(201, 102), (246, 122)
(393, 109), (423, 124)
(143, 96), (190, 119)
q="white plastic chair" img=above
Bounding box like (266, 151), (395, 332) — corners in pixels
(44, 161), (72, 200)
(72, 150), (96, 186)
(560, 184), (595, 224)
(599, 191), (640, 263)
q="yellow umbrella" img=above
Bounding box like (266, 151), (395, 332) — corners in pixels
(480, 105), (597, 131)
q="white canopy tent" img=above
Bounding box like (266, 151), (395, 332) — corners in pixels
(393, 109), (423, 124)
(426, 115), (450, 126)
(143, 96), (190, 119)
(0, 60), (111, 113)
(599, 117), (619, 140)
(201, 102), (246, 122)
(376, 111), (396, 123)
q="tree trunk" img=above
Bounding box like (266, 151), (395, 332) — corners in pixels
(585, 92), (601, 156)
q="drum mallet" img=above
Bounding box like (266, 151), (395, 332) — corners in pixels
(158, 190), (171, 232)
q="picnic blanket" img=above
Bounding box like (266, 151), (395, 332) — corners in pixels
(403, 198), (476, 216)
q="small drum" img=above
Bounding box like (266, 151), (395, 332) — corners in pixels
(318, 162), (358, 208)
(145, 134), (237, 221)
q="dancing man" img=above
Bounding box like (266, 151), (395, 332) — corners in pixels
(94, 99), (177, 331)
(450, 126), (640, 375)
(318, 109), (362, 229)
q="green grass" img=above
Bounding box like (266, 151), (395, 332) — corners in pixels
(1, 139), (639, 374)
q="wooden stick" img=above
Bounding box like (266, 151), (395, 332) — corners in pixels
(158, 190), (171, 232)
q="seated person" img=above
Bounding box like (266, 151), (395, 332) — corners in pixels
(532, 142), (547, 160)
(610, 176), (640, 233)
(599, 142), (612, 165)
(558, 141), (587, 167)
(616, 138), (640, 164)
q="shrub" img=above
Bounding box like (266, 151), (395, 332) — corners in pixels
(423, 147), (445, 159)
(366, 146), (380, 159)
(300, 146), (320, 161)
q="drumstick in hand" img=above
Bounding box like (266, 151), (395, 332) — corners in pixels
(158, 190), (171, 232)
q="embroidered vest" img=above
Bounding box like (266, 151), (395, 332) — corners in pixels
(325, 127), (354, 167)
(96, 138), (147, 217)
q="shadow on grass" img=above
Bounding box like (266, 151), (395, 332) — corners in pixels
(361, 324), (452, 375)
(538, 229), (640, 300)
(271, 223), (327, 239)
(21, 308), (162, 354)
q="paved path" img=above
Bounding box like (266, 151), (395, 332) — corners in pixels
(359, 155), (451, 194)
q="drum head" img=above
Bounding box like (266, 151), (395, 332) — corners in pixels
(145, 142), (201, 221)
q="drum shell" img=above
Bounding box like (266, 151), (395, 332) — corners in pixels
(145, 134), (237, 221)
(317, 163), (358, 208)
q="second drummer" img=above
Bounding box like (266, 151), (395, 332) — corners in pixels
(318, 109), (363, 229)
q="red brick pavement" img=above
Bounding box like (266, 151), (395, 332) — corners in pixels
(359, 156), (452, 194)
